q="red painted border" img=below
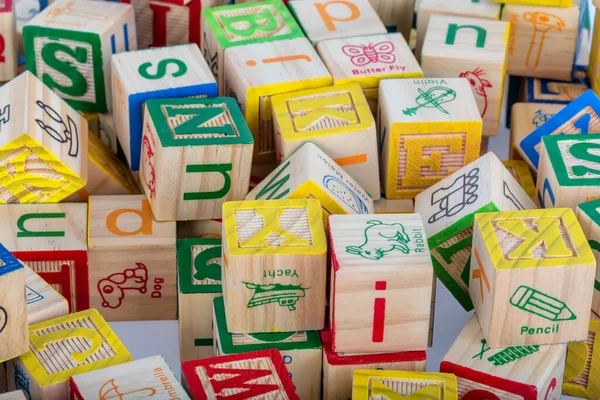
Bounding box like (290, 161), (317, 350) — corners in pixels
(181, 349), (299, 400)
(14, 250), (89, 312)
(321, 329), (426, 366)
(440, 361), (538, 399)
(69, 378), (83, 400)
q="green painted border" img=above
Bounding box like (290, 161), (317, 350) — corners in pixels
(23, 26), (107, 113)
(204, 0), (303, 48)
(428, 202), (500, 311)
(543, 134), (600, 187)
(213, 296), (321, 353)
(147, 97), (254, 147)
(177, 238), (222, 294)
(578, 198), (600, 221)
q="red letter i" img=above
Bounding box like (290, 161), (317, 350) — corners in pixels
(372, 281), (386, 342)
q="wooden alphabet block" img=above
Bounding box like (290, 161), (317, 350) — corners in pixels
(270, 83), (380, 197)
(23, 0), (136, 113)
(563, 312), (600, 398)
(328, 213), (433, 353)
(522, 77), (588, 104)
(379, 78), (482, 199)
(320, 329), (427, 400)
(421, 15), (510, 137)
(288, 0), (386, 44)
(352, 370), (458, 399)
(24, 264), (68, 325)
(416, 0), (500, 57)
(471, 208), (595, 347)
(374, 198), (414, 213)
(222, 199), (327, 333)
(141, 97), (253, 221)
(213, 296), (322, 400)
(111, 44), (217, 171)
(502, 2), (580, 81)
(246, 142), (374, 223)
(0, 391), (27, 400)
(414, 152), (537, 311)
(440, 314), (567, 399)
(368, 0), (415, 39)
(537, 134), (600, 210)
(0, 0), (17, 82)
(223, 37), (331, 164)
(7, 309), (132, 400)
(70, 355), (190, 400)
(575, 199), (600, 316)
(177, 237), (222, 362)
(0, 245), (27, 362)
(0, 71), (88, 203)
(518, 90), (600, 171)
(502, 160), (536, 201)
(0, 203), (88, 312)
(181, 349), (299, 400)
(510, 102), (563, 161)
(201, 0), (304, 92)
(88, 195), (177, 321)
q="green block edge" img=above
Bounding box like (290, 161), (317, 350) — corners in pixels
(177, 237), (223, 294)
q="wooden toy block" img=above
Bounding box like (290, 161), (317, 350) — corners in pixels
(0, 203), (88, 312)
(379, 78), (482, 200)
(24, 264), (68, 325)
(111, 44), (217, 171)
(368, 0), (414, 39)
(23, 0), (136, 113)
(246, 142), (374, 223)
(416, 0), (500, 58)
(201, 0), (304, 92)
(510, 102), (563, 161)
(471, 207), (595, 347)
(70, 355), (190, 400)
(181, 349), (299, 400)
(502, 160), (537, 201)
(98, 113), (118, 155)
(414, 152), (536, 311)
(440, 314), (567, 399)
(287, 0), (386, 44)
(0, 71), (88, 203)
(537, 134), (600, 210)
(177, 238), (222, 362)
(353, 370), (458, 399)
(421, 15), (510, 137)
(0, 245), (27, 362)
(0, 391), (27, 400)
(213, 296), (322, 400)
(328, 213), (433, 353)
(88, 195), (177, 321)
(223, 37), (331, 164)
(563, 312), (600, 398)
(320, 329), (427, 400)
(177, 219), (223, 239)
(270, 84), (379, 199)
(590, 3), (600, 97)
(519, 90), (600, 173)
(493, 0), (572, 7)
(502, 2), (580, 81)
(522, 77), (588, 104)
(140, 97), (253, 221)
(315, 33), (423, 95)
(373, 198), (414, 213)
(222, 198), (327, 333)
(7, 309), (132, 400)
(0, 0), (18, 82)
(575, 199), (600, 316)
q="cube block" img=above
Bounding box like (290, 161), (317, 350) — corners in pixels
(510, 102), (563, 161)
(575, 199), (600, 316)
(0, 245), (27, 362)
(352, 370), (458, 399)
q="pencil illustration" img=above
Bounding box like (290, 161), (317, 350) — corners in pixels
(510, 285), (576, 321)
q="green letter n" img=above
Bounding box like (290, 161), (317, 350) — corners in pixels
(17, 213), (66, 237)
(445, 24), (487, 48)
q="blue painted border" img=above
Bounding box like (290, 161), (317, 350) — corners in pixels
(0, 245), (23, 277)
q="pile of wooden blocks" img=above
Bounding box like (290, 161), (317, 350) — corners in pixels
(0, 0), (600, 398)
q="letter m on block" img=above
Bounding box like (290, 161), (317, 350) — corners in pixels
(202, 362), (281, 399)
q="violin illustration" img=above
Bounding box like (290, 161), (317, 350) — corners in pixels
(403, 86), (457, 116)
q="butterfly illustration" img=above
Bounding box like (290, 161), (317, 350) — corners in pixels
(342, 41), (396, 66)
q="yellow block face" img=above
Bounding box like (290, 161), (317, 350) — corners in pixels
(21, 309), (132, 386)
(475, 208), (594, 270)
(563, 318), (600, 398)
(387, 122), (481, 199)
(502, 160), (537, 200)
(353, 370), (458, 400)
(0, 134), (86, 203)
(272, 83), (373, 140)
(223, 199), (327, 256)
